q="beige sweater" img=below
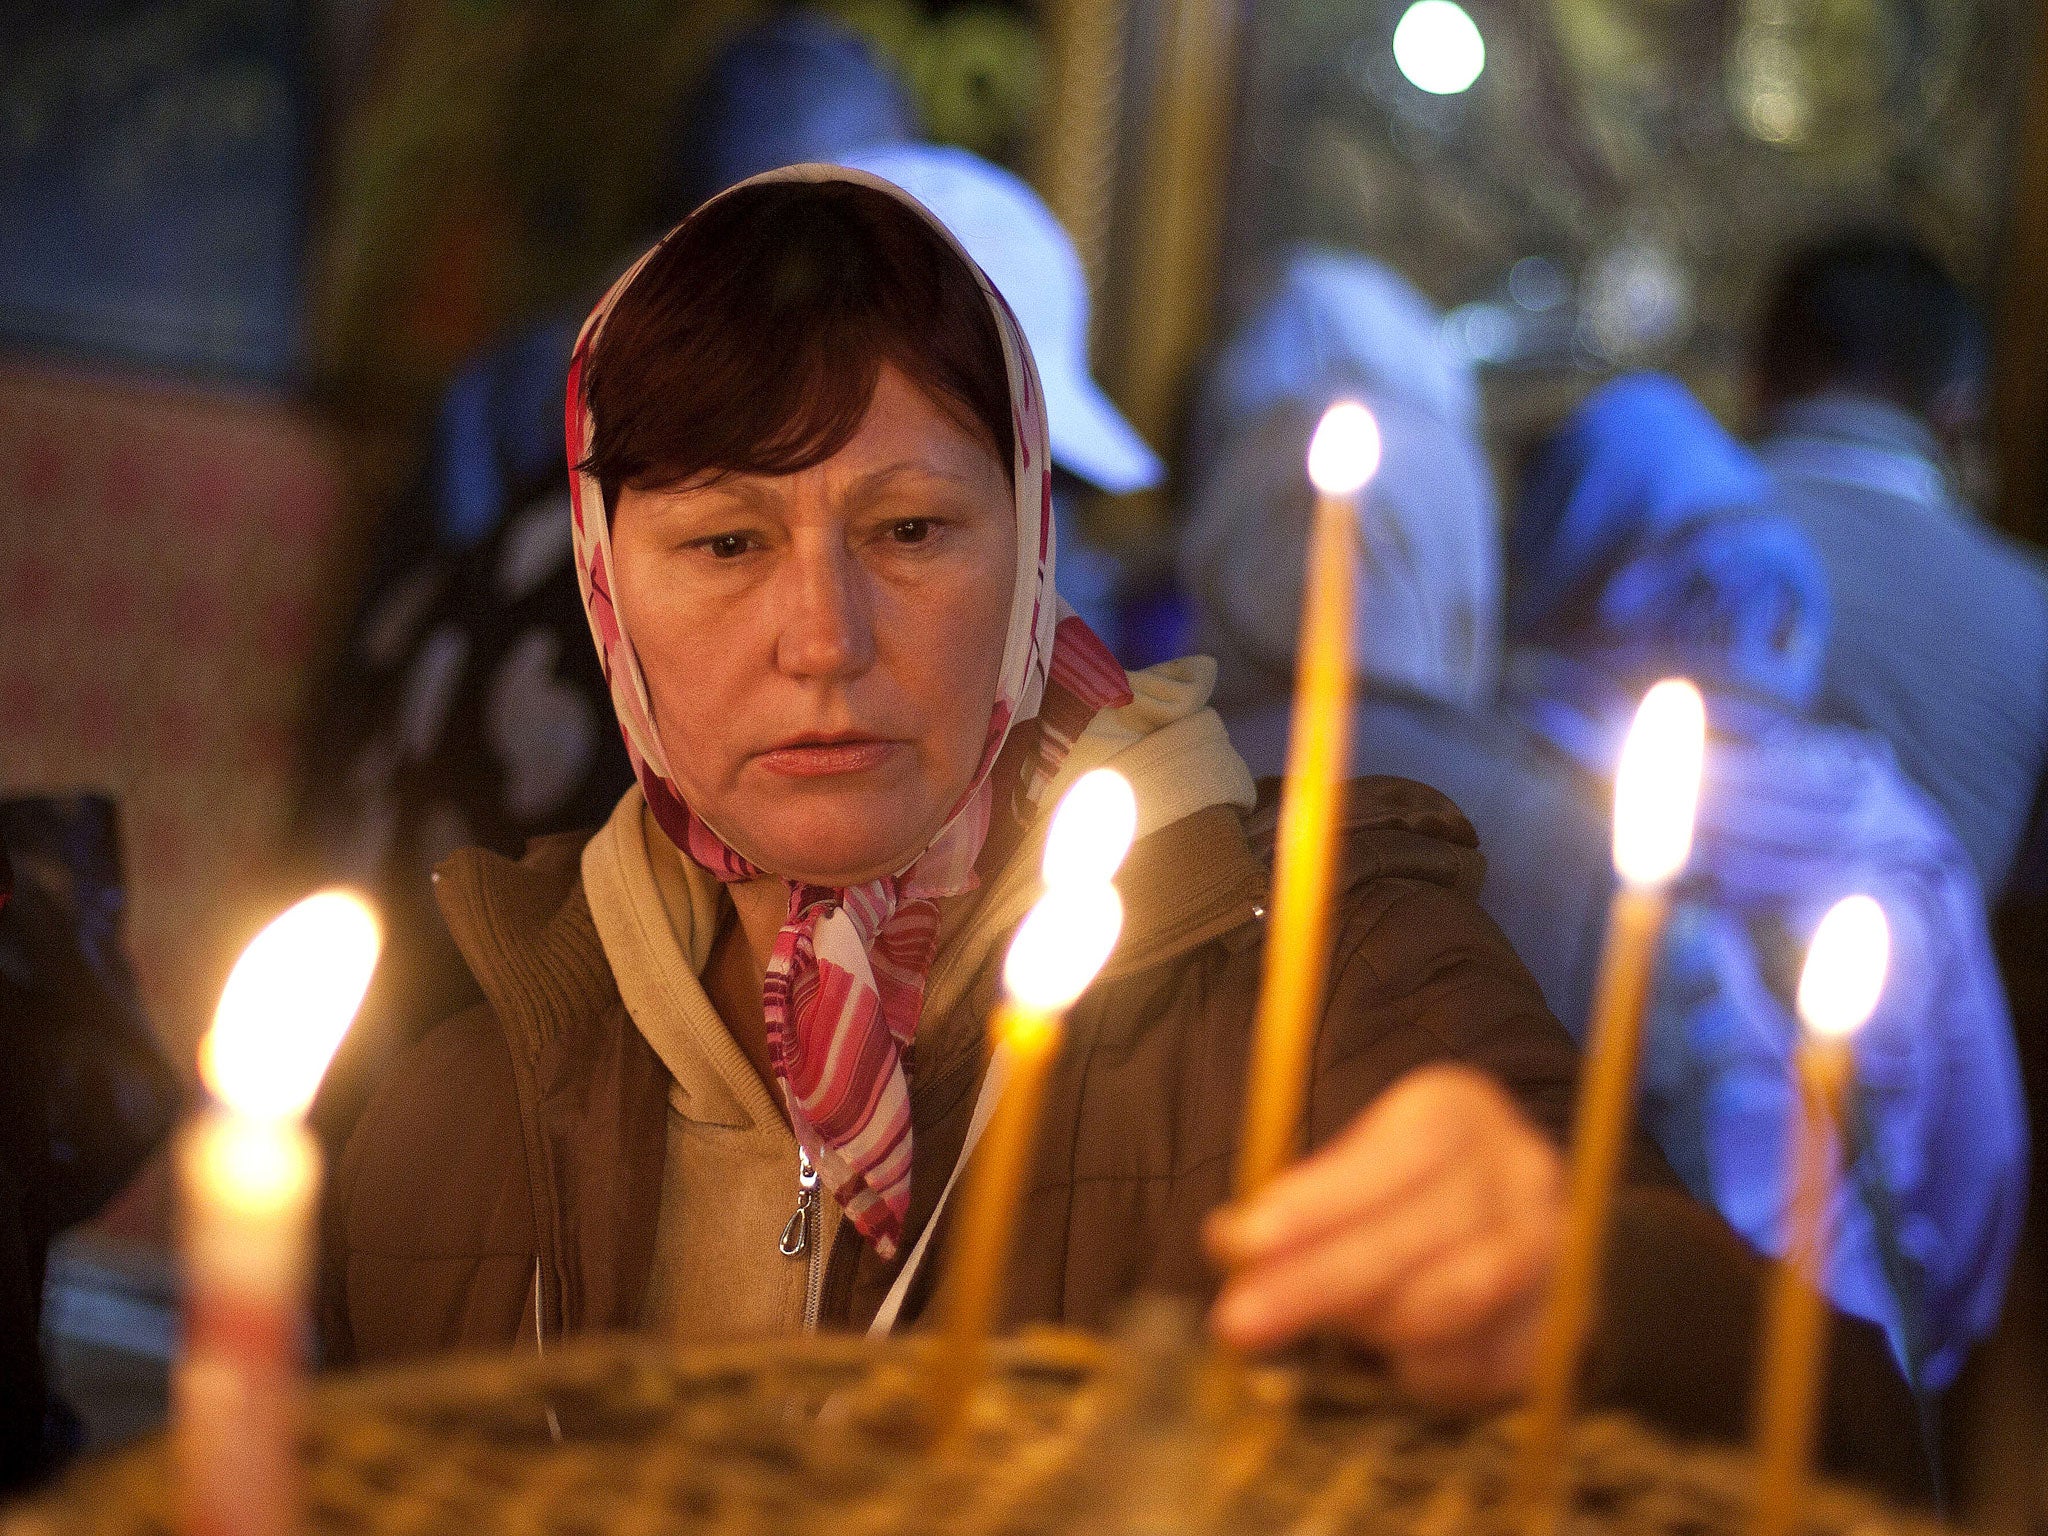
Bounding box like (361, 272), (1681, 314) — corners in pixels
(580, 658), (1256, 1342)
(581, 790), (840, 1342)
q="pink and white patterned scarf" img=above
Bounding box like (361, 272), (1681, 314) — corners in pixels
(565, 165), (1131, 1259)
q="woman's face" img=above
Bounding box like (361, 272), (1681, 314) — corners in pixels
(610, 364), (1018, 885)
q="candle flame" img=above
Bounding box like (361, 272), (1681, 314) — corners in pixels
(1306, 400), (1383, 497)
(202, 890), (382, 1120)
(203, 1114), (317, 1217)
(995, 1000), (1061, 1054)
(1042, 768), (1138, 888)
(1797, 895), (1889, 1039)
(1003, 883), (1124, 1013)
(1612, 678), (1706, 889)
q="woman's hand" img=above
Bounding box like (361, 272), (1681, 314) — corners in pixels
(1204, 1064), (1565, 1409)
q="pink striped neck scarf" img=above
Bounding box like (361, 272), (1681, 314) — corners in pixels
(566, 165), (1131, 1259)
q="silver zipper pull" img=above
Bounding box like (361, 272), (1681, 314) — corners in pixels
(779, 1201), (809, 1258)
(780, 1146), (819, 1257)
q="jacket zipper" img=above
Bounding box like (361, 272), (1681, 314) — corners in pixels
(533, 1256), (546, 1352)
(532, 1257), (562, 1442)
(779, 1145), (826, 1332)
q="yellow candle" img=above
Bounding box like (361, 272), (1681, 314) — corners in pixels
(1235, 401), (1382, 1201)
(177, 891), (379, 1536)
(1752, 895), (1890, 1536)
(929, 996), (1067, 1438)
(930, 770), (1136, 1441)
(1517, 678), (1706, 1536)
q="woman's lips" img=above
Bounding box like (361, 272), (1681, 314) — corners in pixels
(753, 738), (905, 778)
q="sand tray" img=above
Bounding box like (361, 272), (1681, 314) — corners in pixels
(3, 1313), (1946, 1536)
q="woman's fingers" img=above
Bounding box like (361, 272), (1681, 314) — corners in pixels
(1206, 1063), (1565, 1398)
(1375, 1126), (1560, 1353)
(1204, 1066), (1484, 1268)
(1210, 1154), (1491, 1350)
(1373, 1218), (1552, 1355)
(1391, 1297), (1543, 1409)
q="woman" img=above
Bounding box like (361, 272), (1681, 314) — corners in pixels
(1508, 373), (2027, 1393)
(320, 171), (1922, 1472)
(1184, 247), (1611, 1029)
(296, 9), (922, 1166)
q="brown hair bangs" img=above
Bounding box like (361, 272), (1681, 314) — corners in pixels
(576, 178), (1015, 511)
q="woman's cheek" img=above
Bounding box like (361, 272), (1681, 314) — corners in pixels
(905, 567), (1011, 775)
(634, 599), (750, 769)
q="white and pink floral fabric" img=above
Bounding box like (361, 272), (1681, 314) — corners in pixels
(564, 165), (1130, 1258)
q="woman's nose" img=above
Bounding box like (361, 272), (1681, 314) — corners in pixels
(776, 543), (877, 681)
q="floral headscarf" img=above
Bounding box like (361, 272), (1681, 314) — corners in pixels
(565, 165), (1130, 1257)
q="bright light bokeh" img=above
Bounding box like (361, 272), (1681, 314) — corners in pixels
(1797, 895), (1890, 1039)
(1393, 1), (1486, 96)
(1003, 883), (1124, 1013)
(1611, 678), (1707, 889)
(1041, 768), (1138, 889)
(1306, 400), (1383, 497)
(203, 890), (382, 1120)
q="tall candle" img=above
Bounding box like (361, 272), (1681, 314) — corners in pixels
(1517, 678), (1706, 1535)
(931, 769), (1136, 1441)
(1752, 895), (1889, 1536)
(1234, 400), (1382, 1201)
(177, 891), (380, 1536)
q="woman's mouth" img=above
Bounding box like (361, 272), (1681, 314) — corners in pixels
(754, 735), (906, 778)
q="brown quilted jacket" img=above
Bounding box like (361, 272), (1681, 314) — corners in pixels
(318, 777), (1928, 1497)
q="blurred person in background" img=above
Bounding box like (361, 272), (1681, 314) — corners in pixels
(1509, 373), (2027, 1395)
(301, 10), (922, 1156)
(0, 799), (181, 1493)
(1751, 230), (2048, 901)
(1183, 247), (1611, 1028)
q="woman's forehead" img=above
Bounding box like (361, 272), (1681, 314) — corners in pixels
(621, 365), (1010, 517)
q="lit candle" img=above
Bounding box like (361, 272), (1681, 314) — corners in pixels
(931, 769), (1137, 1440)
(1517, 678), (1707, 1535)
(1751, 895), (1889, 1536)
(177, 891), (380, 1536)
(1234, 399), (1382, 1202)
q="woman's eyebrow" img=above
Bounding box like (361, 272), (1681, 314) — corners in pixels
(645, 477), (775, 522)
(840, 461), (982, 511)
(639, 460), (983, 524)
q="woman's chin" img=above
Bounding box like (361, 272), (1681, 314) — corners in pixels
(724, 806), (940, 887)
(754, 847), (925, 887)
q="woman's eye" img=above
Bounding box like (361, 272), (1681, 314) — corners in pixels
(888, 519), (936, 545)
(700, 533), (752, 559)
